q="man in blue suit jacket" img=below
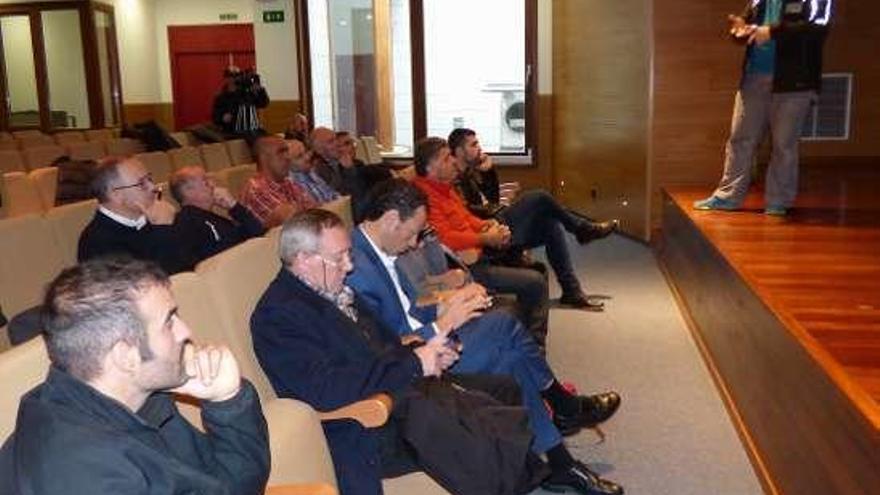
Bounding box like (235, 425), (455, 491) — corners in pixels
(347, 180), (625, 495)
(251, 209), (557, 495)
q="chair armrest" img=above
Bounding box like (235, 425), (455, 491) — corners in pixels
(265, 482), (337, 495)
(317, 393), (392, 428)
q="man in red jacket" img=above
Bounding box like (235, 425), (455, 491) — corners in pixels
(413, 137), (605, 312)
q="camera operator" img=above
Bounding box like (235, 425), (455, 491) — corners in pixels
(212, 65), (270, 138)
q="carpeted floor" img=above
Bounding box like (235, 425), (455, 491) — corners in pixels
(530, 234), (763, 495)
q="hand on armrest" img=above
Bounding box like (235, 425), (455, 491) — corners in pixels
(317, 393), (393, 428)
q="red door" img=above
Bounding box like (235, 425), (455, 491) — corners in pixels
(168, 24), (256, 130)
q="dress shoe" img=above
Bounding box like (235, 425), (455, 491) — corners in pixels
(559, 292), (604, 311)
(541, 460), (624, 495)
(575, 219), (618, 244)
(579, 391), (621, 427)
(553, 391), (621, 435)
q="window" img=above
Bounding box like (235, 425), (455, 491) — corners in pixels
(0, 2), (123, 131)
(298, 0), (536, 161)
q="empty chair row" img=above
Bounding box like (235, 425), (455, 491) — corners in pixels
(0, 139), (144, 174)
(0, 129), (118, 149)
(137, 139), (254, 183)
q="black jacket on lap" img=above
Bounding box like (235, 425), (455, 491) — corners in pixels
(0, 368), (270, 495)
(174, 203), (265, 270)
(78, 210), (188, 275)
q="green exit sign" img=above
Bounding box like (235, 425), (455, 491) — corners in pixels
(219, 13), (238, 21)
(262, 10), (285, 23)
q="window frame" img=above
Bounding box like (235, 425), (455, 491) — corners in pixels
(0, 0), (123, 131)
(294, 0), (538, 166)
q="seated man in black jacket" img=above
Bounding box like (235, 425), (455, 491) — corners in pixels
(1, 257), (270, 494)
(170, 166), (265, 269)
(78, 156), (187, 274)
(449, 128), (617, 309)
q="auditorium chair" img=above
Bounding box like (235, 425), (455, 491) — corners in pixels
(0, 140), (20, 152)
(84, 128), (116, 142)
(17, 134), (56, 150)
(359, 136), (384, 165)
(45, 200), (98, 267)
(10, 130), (43, 140)
(105, 137), (145, 157)
(23, 145), (65, 171)
(225, 138), (256, 166)
(170, 131), (200, 148)
(66, 141), (107, 161)
(0, 168), (58, 218)
(135, 151), (174, 183)
(169, 146), (203, 170)
(0, 150), (26, 175)
(53, 131), (85, 146)
(215, 163), (257, 198)
(199, 142), (233, 172)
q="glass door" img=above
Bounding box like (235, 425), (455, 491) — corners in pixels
(0, 14), (40, 129)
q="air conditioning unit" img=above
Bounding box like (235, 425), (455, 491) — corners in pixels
(800, 73), (852, 141)
(483, 83), (525, 152)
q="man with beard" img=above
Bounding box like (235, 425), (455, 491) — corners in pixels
(0, 257), (270, 495)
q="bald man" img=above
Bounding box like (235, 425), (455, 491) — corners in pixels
(170, 166), (265, 269)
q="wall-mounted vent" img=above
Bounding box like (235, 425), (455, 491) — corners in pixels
(800, 73), (852, 141)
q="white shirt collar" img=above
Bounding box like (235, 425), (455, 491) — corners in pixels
(98, 205), (148, 230)
(359, 226), (423, 331)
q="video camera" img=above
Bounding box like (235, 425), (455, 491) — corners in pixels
(225, 67), (261, 93)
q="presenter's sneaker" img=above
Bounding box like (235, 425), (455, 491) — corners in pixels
(542, 461), (624, 495)
(764, 205), (788, 216)
(693, 196), (738, 211)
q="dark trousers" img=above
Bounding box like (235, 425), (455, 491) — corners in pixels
(470, 260), (549, 347)
(498, 190), (586, 295)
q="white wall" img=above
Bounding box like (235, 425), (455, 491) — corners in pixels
(110, 0), (161, 104)
(153, 0), (254, 103)
(253, 0), (299, 101)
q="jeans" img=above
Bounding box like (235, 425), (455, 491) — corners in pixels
(450, 311), (562, 454)
(713, 74), (816, 207)
(470, 260), (549, 347)
(498, 190), (586, 294)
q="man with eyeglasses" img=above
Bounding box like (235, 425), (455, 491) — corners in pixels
(78, 156), (188, 274)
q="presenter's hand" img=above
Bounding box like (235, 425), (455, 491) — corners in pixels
(748, 25), (772, 46)
(173, 343), (242, 402)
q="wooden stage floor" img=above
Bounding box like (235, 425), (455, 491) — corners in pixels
(659, 166), (880, 494)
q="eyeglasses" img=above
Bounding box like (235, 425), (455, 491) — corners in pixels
(317, 249), (353, 268)
(113, 173), (154, 191)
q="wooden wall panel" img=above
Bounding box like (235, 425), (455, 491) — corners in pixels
(259, 99), (301, 135)
(123, 103), (175, 131)
(551, 0), (651, 239)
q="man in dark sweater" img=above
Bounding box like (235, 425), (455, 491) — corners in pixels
(1, 257), (270, 494)
(78, 156), (187, 274)
(170, 166), (265, 270)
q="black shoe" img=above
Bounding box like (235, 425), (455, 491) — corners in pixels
(579, 391), (621, 427)
(576, 220), (618, 244)
(559, 292), (604, 311)
(553, 391), (621, 435)
(542, 460), (624, 495)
